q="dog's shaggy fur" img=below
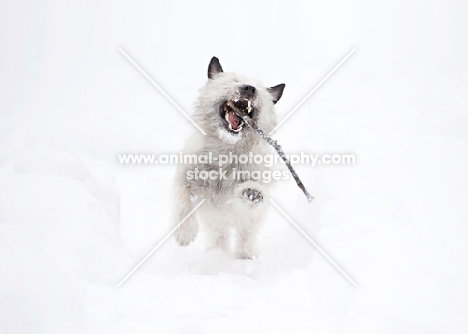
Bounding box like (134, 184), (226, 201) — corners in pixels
(172, 57), (285, 259)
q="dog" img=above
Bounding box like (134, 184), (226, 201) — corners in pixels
(172, 57), (285, 259)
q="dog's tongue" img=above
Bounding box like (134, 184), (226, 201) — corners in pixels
(228, 111), (241, 129)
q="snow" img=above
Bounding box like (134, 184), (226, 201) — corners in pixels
(1, 0), (468, 333)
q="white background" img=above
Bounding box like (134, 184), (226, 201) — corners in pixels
(1, 0), (468, 333)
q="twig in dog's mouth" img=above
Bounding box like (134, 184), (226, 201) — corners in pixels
(229, 102), (314, 202)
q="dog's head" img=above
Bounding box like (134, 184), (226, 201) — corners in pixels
(194, 57), (285, 141)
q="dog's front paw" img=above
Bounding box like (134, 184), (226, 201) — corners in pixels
(237, 252), (255, 260)
(237, 245), (258, 260)
(242, 188), (263, 204)
(175, 222), (198, 246)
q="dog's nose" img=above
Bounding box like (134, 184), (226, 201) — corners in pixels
(241, 85), (256, 98)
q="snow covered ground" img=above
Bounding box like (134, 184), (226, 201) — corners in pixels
(1, 0), (468, 333)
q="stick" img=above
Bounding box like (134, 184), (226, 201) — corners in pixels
(231, 104), (314, 202)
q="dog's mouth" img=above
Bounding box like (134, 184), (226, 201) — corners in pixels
(220, 100), (253, 133)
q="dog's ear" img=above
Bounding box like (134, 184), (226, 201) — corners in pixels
(268, 84), (285, 104)
(208, 57), (223, 79)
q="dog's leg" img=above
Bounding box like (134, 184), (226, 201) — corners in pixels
(173, 185), (199, 246)
(236, 220), (261, 259)
(205, 219), (230, 251)
(233, 180), (269, 259)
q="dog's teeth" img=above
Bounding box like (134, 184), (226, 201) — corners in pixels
(228, 123), (243, 133)
(247, 100), (252, 113)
